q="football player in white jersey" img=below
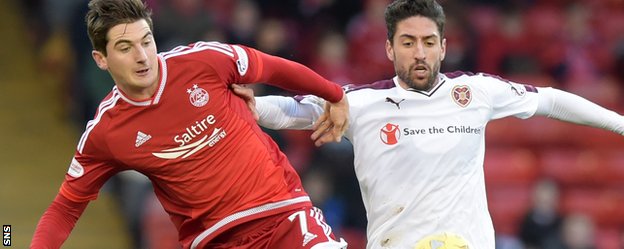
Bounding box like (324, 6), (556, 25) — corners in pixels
(232, 0), (624, 248)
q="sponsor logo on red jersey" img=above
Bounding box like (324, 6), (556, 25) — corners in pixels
(135, 131), (152, 147)
(67, 157), (85, 178)
(152, 114), (227, 159)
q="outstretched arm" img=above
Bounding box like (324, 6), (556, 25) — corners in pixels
(255, 95), (325, 130)
(535, 87), (624, 135)
(232, 84), (324, 130)
(250, 50), (349, 143)
(31, 193), (89, 249)
(231, 84), (336, 145)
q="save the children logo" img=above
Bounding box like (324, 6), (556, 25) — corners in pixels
(380, 123), (400, 145)
(380, 123), (483, 146)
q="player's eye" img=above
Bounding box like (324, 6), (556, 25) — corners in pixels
(424, 39), (436, 47)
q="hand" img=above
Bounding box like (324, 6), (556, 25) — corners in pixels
(311, 93), (349, 147)
(231, 84), (259, 121)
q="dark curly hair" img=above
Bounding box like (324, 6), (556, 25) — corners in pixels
(384, 0), (446, 43)
(86, 0), (153, 55)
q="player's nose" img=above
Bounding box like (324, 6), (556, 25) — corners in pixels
(135, 46), (148, 63)
(413, 43), (426, 60)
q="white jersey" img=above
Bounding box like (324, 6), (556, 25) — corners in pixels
(258, 72), (541, 248)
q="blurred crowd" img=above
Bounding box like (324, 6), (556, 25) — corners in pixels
(18, 0), (624, 248)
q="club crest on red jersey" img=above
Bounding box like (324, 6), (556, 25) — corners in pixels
(451, 85), (472, 107)
(187, 84), (209, 107)
(380, 123), (400, 145)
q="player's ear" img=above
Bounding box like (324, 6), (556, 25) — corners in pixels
(92, 50), (108, 70)
(440, 37), (447, 62)
(385, 39), (394, 62)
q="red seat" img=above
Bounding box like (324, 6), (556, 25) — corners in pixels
(572, 126), (624, 149)
(598, 150), (624, 185)
(519, 117), (581, 147)
(487, 185), (532, 235)
(539, 149), (610, 186)
(524, 5), (564, 42)
(560, 187), (624, 227)
(486, 117), (578, 147)
(484, 148), (539, 186)
(595, 228), (622, 249)
(467, 6), (500, 36)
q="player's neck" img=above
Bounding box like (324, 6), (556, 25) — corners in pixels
(115, 62), (161, 101)
(116, 80), (159, 101)
(398, 78), (440, 92)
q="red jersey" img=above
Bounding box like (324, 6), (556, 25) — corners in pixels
(37, 42), (343, 249)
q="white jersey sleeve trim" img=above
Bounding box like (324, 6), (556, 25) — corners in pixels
(535, 87), (624, 135)
(161, 41), (235, 60)
(77, 89), (121, 153)
(152, 55), (168, 104)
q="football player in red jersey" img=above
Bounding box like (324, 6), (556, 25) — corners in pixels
(30, 0), (348, 248)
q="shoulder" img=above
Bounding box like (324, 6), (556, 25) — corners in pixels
(159, 41), (254, 78)
(342, 80), (397, 110)
(444, 71), (517, 84)
(443, 71), (539, 100)
(344, 79), (396, 95)
(443, 71), (523, 92)
(444, 71), (493, 82)
(159, 41), (245, 62)
(77, 90), (122, 153)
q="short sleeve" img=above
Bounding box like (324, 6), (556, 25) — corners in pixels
(475, 73), (540, 120)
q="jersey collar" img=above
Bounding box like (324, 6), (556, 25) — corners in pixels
(117, 55), (168, 106)
(393, 74), (446, 97)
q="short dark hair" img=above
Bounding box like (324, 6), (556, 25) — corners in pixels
(86, 0), (153, 55)
(384, 0), (446, 43)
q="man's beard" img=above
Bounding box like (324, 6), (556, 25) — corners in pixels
(397, 60), (440, 91)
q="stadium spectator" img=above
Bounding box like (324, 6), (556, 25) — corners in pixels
(519, 178), (564, 249)
(542, 213), (597, 249)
